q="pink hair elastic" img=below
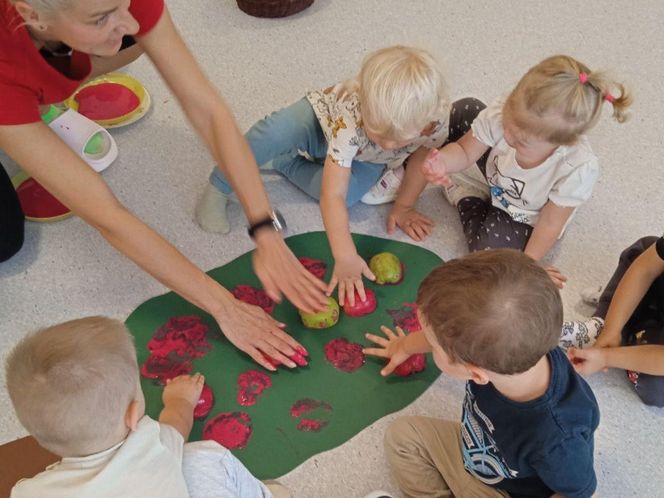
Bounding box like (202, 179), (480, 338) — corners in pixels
(604, 94), (616, 104)
(578, 72), (589, 84)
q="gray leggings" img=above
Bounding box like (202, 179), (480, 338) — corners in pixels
(445, 99), (533, 252)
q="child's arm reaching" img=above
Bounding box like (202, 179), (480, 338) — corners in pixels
(320, 155), (376, 307)
(422, 130), (490, 186)
(363, 325), (432, 376)
(387, 147), (435, 241)
(595, 240), (664, 348)
(159, 373), (205, 440)
(523, 201), (575, 261)
(569, 345), (664, 376)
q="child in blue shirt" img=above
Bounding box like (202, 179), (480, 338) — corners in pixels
(365, 249), (599, 498)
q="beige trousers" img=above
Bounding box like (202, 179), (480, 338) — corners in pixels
(384, 416), (510, 498)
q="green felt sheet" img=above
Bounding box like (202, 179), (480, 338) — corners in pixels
(126, 232), (443, 479)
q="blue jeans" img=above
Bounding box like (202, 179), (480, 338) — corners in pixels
(209, 97), (385, 207)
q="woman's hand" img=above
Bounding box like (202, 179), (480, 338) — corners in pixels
(327, 253), (375, 306)
(214, 298), (308, 371)
(387, 203), (433, 241)
(253, 229), (328, 313)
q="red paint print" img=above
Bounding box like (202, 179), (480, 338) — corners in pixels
(16, 177), (70, 218)
(324, 338), (365, 373)
(386, 303), (422, 332)
(147, 315), (211, 360)
(232, 285), (276, 314)
(203, 412), (252, 449)
(343, 288), (377, 317)
(140, 354), (192, 383)
(297, 257), (327, 279)
(194, 384), (215, 420)
(76, 82), (140, 120)
(237, 370), (272, 406)
(393, 351), (427, 377)
(290, 398), (332, 432)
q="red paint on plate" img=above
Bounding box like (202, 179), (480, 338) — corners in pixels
(203, 412), (252, 449)
(324, 337), (365, 373)
(15, 177), (70, 218)
(297, 257), (327, 279)
(237, 370), (272, 406)
(194, 383), (215, 420)
(75, 82), (140, 120)
(231, 285), (276, 314)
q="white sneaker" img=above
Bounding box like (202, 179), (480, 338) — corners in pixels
(581, 286), (603, 307)
(195, 183), (231, 234)
(362, 492), (394, 498)
(361, 167), (403, 205)
(441, 166), (490, 207)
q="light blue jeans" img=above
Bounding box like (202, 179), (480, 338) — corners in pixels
(209, 97), (385, 207)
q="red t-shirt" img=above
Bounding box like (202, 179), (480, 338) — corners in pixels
(0, 0), (164, 125)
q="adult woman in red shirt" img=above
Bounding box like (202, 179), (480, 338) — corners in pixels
(0, 0), (327, 370)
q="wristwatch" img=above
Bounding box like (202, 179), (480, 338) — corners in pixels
(247, 210), (287, 239)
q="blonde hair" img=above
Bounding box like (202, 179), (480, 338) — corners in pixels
(6, 317), (139, 457)
(357, 45), (448, 141)
(505, 54), (632, 145)
(9, 0), (72, 15)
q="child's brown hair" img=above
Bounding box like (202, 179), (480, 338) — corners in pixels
(504, 54), (632, 145)
(417, 250), (562, 375)
(6, 317), (139, 457)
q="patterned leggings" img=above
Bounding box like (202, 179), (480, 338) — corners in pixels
(445, 99), (534, 253)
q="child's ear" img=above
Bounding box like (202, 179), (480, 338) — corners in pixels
(124, 399), (141, 432)
(466, 364), (491, 385)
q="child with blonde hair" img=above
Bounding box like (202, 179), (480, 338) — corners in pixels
(389, 55), (631, 276)
(197, 45), (466, 306)
(6, 317), (285, 498)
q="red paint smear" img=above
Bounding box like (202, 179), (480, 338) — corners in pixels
(324, 338), (365, 373)
(203, 412), (252, 449)
(147, 315), (211, 360)
(16, 177), (70, 218)
(343, 288), (377, 317)
(386, 303), (422, 332)
(289, 398), (332, 417)
(194, 383), (215, 420)
(393, 351), (427, 377)
(237, 370), (272, 406)
(75, 82), (140, 120)
(297, 418), (328, 432)
(140, 354), (192, 383)
(231, 285), (276, 314)
(261, 353), (281, 368)
(297, 257), (327, 279)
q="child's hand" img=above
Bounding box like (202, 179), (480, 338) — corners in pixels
(363, 325), (411, 376)
(387, 203), (434, 242)
(567, 347), (608, 375)
(163, 373), (205, 410)
(594, 324), (622, 348)
(544, 266), (567, 289)
(422, 148), (452, 186)
(327, 253), (375, 307)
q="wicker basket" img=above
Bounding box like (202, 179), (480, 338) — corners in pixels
(236, 0), (314, 18)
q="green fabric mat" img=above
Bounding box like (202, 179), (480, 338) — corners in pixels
(126, 232), (442, 479)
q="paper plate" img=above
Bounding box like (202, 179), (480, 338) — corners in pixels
(64, 73), (151, 129)
(11, 171), (73, 222)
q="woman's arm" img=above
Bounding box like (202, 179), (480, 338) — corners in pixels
(137, 6), (327, 312)
(0, 122), (300, 370)
(320, 155), (375, 307)
(570, 345), (664, 376)
(523, 201), (574, 261)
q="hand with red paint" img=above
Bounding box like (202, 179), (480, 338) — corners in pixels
(363, 325), (411, 376)
(327, 253), (376, 307)
(422, 148), (453, 186)
(215, 297), (306, 371)
(567, 347), (608, 375)
(160, 373), (205, 439)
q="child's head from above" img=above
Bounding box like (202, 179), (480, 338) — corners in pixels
(503, 54), (632, 150)
(11, 0), (139, 56)
(358, 45), (448, 149)
(6, 316), (143, 457)
(416, 250), (562, 381)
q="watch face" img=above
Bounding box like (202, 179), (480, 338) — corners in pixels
(274, 210), (286, 231)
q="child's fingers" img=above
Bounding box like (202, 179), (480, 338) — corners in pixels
(380, 325), (397, 340)
(395, 326), (406, 337)
(355, 280), (366, 303)
(387, 214), (397, 234)
(325, 276), (338, 297)
(364, 332), (389, 347)
(362, 346), (389, 358)
(362, 263), (376, 282)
